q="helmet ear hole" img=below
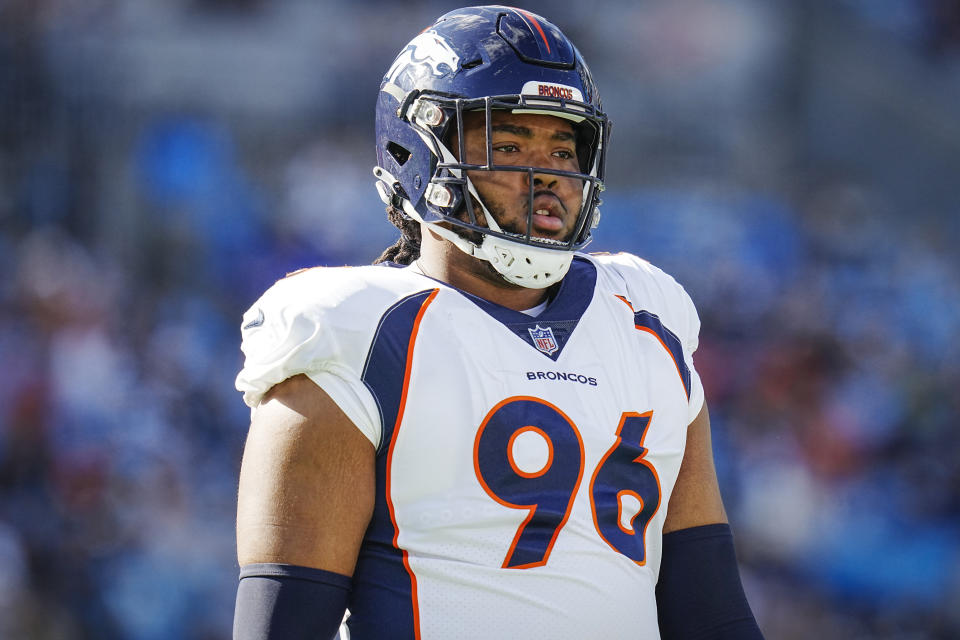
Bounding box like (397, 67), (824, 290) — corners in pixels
(388, 142), (412, 166)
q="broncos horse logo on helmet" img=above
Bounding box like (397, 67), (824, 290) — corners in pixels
(385, 31), (461, 87)
(374, 5), (610, 288)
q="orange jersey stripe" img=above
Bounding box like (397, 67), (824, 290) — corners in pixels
(384, 288), (439, 640)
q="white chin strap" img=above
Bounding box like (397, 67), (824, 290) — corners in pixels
(477, 231), (574, 289)
(398, 193), (572, 289)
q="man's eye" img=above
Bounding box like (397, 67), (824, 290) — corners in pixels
(554, 149), (575, 160)
(493, 144), (518, 153)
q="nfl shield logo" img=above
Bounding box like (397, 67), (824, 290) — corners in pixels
(528, 325), (559, 355)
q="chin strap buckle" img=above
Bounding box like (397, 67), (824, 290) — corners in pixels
(407, 98), (446, 128)
(425, 183), (454, 208)
(373, 166), (404, 207)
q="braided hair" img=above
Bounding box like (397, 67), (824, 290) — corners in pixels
(374, 204), (422, 265)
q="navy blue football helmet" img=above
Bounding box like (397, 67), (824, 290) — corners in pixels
(374, 5), (609, 288)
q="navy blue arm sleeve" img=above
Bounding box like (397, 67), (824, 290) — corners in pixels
(233, 563), (352, 640)
(656, 523), (764, 640)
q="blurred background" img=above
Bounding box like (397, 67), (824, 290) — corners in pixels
(1, 0), (958, 638)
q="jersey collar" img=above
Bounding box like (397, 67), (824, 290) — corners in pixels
(458, 255), (597, 361)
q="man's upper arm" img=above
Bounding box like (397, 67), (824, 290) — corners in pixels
(663, 401), (727, 534)
(657, 402), (765, 638)
(236, 374), (376, 576)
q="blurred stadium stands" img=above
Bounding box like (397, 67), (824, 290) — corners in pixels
(1, 0), (958, 637)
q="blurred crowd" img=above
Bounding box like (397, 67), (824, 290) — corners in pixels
(1, 1), (958, 638)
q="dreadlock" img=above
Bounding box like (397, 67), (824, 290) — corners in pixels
(374, 204), (422, 265)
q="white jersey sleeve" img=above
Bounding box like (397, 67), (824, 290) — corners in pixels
(234, 267), (387, 447)
(592, 252), (705, 423)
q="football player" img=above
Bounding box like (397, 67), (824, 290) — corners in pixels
(233, 6), (763, 639)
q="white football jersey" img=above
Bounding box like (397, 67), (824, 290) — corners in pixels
(236, 253), (704, 640)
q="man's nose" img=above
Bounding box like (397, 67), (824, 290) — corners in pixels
(529, 170), (558, 190)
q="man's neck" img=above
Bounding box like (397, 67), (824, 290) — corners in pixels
(417, 233), (552, 312)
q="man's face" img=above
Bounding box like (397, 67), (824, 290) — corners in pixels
(454, 110), (584, 243)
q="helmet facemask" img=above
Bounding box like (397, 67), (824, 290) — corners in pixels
(390, 91), (608, 289)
